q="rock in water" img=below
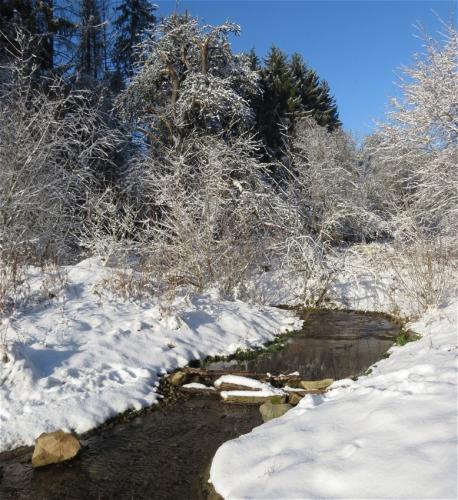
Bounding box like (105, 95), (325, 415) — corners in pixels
(287, 392), (305, 406)
(169, 371), (187, 386)
(299, 378), (334, 391)
(32, 430), (80, 468)
(259, 401), (292, 422)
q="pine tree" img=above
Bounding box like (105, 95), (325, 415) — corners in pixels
(247, 47), (260, 71)
(0, 0), (69, 72)
(113, 0), (157, 79)
(314, 80), (340, 131)
(257, 46), (300, 157)
(289, 53), (340, 131)
(78, 0), (104, 80)
(253, 48), (341, 161)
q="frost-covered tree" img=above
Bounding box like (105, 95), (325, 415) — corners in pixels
(116, 13), (259, 148)
(359, 23), (458, 312)
(366, 22), (458, 239)
(0, 30), (119, 260)
(104, 14), (273, 291)
(287, 117), (374, 242)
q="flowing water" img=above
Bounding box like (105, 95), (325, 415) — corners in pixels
(0, 309), (400, 500)
(206, 309), (399, 380)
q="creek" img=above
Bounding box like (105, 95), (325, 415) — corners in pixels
(0, 309), (400, 500)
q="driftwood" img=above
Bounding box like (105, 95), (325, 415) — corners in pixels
(216, 382), (262, 391)
(221, 393), (287, 405)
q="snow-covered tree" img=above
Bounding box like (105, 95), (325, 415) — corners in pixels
(361, 22), (458, 312)
(288, 117), (375, 242)
(116, 13), (259, 148)
(366, 22), (458, 239)
(0, 30), (119, 260)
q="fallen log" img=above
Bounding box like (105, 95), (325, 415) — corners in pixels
(182, 367), (302, 385)
(221, 391), (287, 405)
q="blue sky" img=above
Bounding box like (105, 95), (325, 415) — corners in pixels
(157, 0), (456, 138)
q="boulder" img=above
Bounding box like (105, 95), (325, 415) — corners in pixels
(287, 392), (305, 406)
(32, 430), (80, 468)
(169, 371), (187, 386)
(259, 401), (292, 422)
(299, 378), (334, 391)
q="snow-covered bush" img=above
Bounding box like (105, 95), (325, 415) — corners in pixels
(0, 30), (120, 262)
(288, 117), (379, 242)
(386, 238), (456, 313)
(124, 133), (277, 294)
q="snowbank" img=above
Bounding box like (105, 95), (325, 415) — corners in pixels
(0, 258), (300, 452)
(210, 299), (458, 498)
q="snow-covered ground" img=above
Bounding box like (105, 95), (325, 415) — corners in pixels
(1, 248), (456, 500)
(0, 258), (300, 452)
(210, 268), (458, 498)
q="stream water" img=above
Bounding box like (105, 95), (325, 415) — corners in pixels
(0, 309), (400, 500)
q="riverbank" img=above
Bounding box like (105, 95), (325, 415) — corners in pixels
(0, 258), (300, 453)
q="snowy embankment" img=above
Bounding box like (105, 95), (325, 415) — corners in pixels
(0, 258), (300, 452)
(210, 276), (458, 498)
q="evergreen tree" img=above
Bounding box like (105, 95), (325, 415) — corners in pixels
(252, 47), (341, 161)
(313, 80), (340, 130)
(289, 53), (340, 130)
(113, 0), (157, 79)
(78, 0), (104, 80)
(256, 46), (300, 157)
(247, 47), (260, 71)
(0, 0), (70, 72)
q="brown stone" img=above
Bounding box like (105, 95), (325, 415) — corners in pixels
(169, 371), (187, 386)
(299, 378), (334, 391)
(259, 401), (293, 422)
(287, 392), (305, 406)
(32, 430), (80, 468)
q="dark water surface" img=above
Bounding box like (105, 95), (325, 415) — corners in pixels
(207, 309), (400, 380)
(0, 310), (400, 500)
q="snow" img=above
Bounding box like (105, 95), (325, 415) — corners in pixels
(214, 375), (266, 390)
(220, 388), (285, 400)
(2, 249), (457, 499)
(0, 258), (300, 452)
(182, 382), (216, 391)
(210, 295), (458, 498)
